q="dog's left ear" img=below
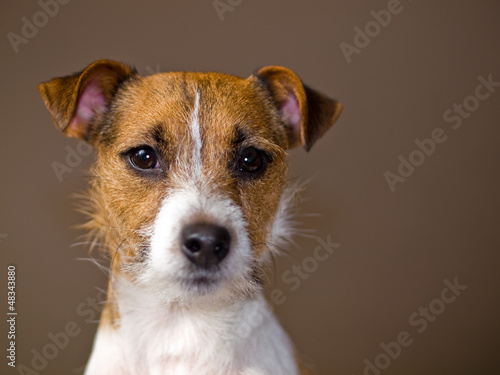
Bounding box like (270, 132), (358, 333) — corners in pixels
(255, 66), (342, 152)
(38, 59), (137, 143)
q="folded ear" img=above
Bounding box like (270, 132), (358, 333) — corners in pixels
(255, 66), (342, 151)
(38, 59), (137, 143)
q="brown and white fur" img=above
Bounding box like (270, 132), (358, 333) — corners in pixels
(38, 60), (342, 375)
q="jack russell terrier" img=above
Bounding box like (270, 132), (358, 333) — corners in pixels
(38, 59), (342, 375)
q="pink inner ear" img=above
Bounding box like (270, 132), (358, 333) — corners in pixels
(68, 79), (108, 137)
(280, 91), (302, 140)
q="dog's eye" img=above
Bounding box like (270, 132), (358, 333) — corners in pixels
(129, 147), (158, 170)
(237, 147), (265, 174)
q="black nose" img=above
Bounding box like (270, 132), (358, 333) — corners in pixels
(181, 224), (231, 267)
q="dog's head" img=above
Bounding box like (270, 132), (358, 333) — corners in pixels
(39, 60), (341, 303)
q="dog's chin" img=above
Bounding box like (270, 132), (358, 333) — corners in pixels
(136, 266), (258, 306)
(179, 266), (225, 294)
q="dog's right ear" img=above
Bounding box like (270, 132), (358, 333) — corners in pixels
(38, 59), (136, 143)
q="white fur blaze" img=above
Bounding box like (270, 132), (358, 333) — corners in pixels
(189, 92), (203, 178)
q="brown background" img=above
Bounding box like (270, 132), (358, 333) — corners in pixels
(1, 1), (500, 374)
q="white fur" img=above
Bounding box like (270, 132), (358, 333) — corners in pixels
(85, 279), (298, 375)
(189, 92), (203, 177)
(84, 325), (128, 374)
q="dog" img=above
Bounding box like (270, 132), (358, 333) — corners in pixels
(38, 59), (342, 375)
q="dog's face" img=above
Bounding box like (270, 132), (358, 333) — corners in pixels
(39, 60), (341, 304)
(94, 72), (290, 301)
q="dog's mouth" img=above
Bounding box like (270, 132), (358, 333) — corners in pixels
(179, 265), (225, 292)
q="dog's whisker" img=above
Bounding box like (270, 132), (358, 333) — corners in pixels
(109, 238), (128, 269)
(264, 241), (305, 265)
(294, 212), (322, 218)
(294, 232), (318, 240)
(76, 257), (112, 276)
(265, 245), (279, 287)
(71, 241), (107, 248)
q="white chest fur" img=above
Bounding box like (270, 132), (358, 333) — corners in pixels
(84, 280), (299, 375)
